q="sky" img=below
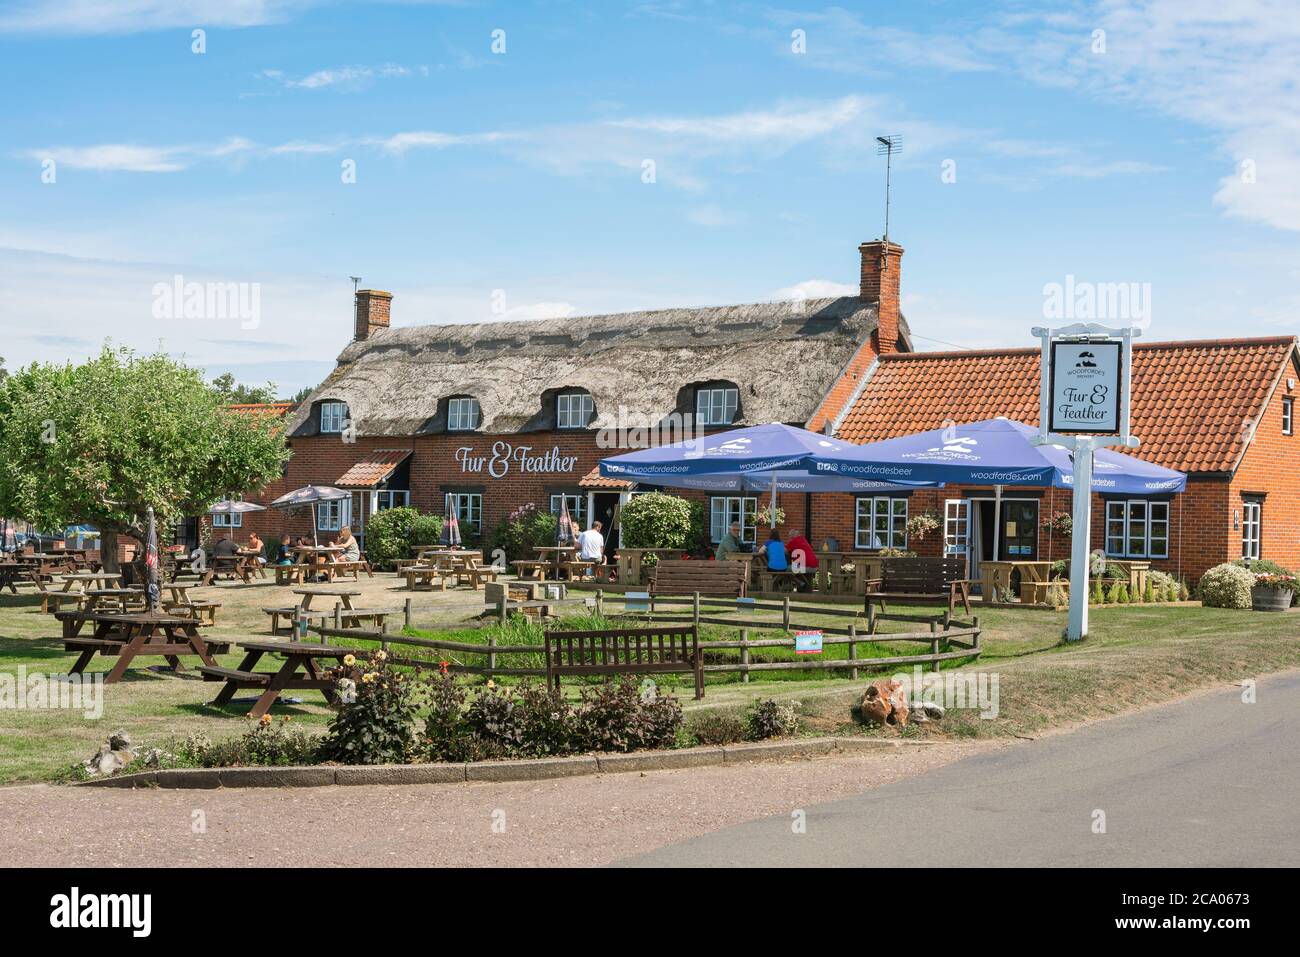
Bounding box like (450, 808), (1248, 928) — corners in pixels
(1, 0), (1299, 396)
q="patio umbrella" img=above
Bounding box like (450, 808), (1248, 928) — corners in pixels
(556, 496), (575, 547)
(599, 422), (855, 479)
(208, 500), (267, 516)
(440, 496), (462, 547)
(144, 506), (160, 613)
(269, 485), (349, 546)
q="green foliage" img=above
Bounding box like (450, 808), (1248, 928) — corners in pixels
(209, 372), (278, 405)
(175, 721), (321, 767)
(318, 651), (421, 765)
(363, 506), (420, 570)
(1090, 578), (1105, 604)
(1232, 558), (1299, 594)
(685, 499), (711, 557)
(487, 502), (557, 563)
(1142, 579), (1155, 603)
(744, 698), (800, 740)
(0, 347), (287, 548)
(619, 492), (693, 550)
(575, 677), (682, 752)
(684, 710), (746, 745)
(1197, 562), (1255, 609)
(410, 514), (444, 547)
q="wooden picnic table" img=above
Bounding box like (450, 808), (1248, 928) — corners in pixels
(292, 587), (361, 611)
(979, 560), (1055, 603)
(201, 639), (351, 717)
(533, 546), (578, 580)
(63, 611), (230, 683)
(0, 562), (35, 593)
(82, 587), (145, 613)
(55, 571), (121, 593)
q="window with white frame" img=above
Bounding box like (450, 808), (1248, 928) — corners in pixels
(447, 397), (481, 431)
(710, 496), (756, 544)
(445, 492), (482, 534)
(549, 493), (587, 528)
(375, 490), (410, 511)
(1105, 499), (1169, 559)
(696, 386), (739, 426)
(316, 497), (351, 532)
(1284, 398), (1294, 436)
(319, 401), (349, 434)
(557, 392), (594, 429)
(855, 496), (908, 550)
(212, 494), (243, 528)
(1242, 498), (1262, 560)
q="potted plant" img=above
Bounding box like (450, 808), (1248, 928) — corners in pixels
(1250, 572), (1296, 611)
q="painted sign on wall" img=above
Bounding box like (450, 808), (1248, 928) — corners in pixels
(455, 442), (579, 479)
(1049, 340), (1122, 434)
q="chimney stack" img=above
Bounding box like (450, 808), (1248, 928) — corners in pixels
(354, 289), (393, 341)
(859, 240), (903, 354)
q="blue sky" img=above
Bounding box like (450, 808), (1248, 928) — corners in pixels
(2, 0), (1298, 395)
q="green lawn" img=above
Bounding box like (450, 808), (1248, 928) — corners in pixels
(1, 583), (1297, 783)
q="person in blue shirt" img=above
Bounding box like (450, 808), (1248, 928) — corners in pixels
(764, 528), (788, 571)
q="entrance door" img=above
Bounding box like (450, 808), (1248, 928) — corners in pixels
(592, 493), (621, 551)
(975, 498), (1039, 562)
(943, 499), (970, 575)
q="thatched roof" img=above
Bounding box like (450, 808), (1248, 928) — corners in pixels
(287, 297), (909, 437)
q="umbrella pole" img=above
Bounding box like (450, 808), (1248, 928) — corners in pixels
(770, 472), (777, 530)
(312, 503), (319, 547)
(992, 484), (1003, 564)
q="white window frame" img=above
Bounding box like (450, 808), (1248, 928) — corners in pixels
(445, 492), (482, 534)
(1284, 397), (1294, 436)
(319, 401), (349, 434)
(212, 512), (243, 529)
(710, 496), (756, 544)
(375, 490), (410, 512)
(696, 387), (739, 427)
(1242, 498), (1262, 560)
(1105, 499), (1169, 559)
(447, 397), (481, 432)
(549, 493), (587, 528)
(943, 499), (969, 557)
(316, 497), (351, 533)
(855, 496), (908, 550)
(557, 392), (594, 429)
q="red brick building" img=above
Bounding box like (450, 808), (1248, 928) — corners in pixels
(224, 238), (1300, 585)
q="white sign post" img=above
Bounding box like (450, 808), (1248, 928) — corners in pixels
(1031, 323), (1140, 641)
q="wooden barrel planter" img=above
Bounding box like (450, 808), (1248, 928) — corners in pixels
(1250, 586), (1292, 611)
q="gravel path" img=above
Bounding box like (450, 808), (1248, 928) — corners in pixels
(0, 743), (990, 867)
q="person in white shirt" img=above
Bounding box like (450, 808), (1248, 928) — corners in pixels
(577, 521), (606, 563)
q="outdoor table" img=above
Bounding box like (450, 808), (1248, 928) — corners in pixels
(203, 639), (351, 717)
(82, 587), (145, 613)
(292, 545), (345, 582)
(0, 562), (35, 593)
(533, 546), (578, 580)
(64, 611), (226, 683)
(55, 571), (121, 594)
(292, 586), (362, 612)
(413, 546), (481, 562)
(979, 560), (1055, 603)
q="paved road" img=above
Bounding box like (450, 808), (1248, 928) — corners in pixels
(623, 672), (1300, 867)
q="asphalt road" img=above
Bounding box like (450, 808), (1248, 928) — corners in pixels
(622, 671), (1300, 867)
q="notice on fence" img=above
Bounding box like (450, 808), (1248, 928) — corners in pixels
(794, 630), (823, 655)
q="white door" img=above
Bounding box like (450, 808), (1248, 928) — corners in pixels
(944, 498), (970, 575)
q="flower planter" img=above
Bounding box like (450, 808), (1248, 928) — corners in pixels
(1250, 585), (1292, 612)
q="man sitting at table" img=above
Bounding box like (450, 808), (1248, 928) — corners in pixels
(785, 530), (819, 571)
(212, 535), (239, 560)
(577, 521), (605, 564)
(714, 521), (750, 561)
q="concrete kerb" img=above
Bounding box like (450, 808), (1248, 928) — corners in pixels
(77, 736), (931, 790)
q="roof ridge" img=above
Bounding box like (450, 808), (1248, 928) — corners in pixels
(879, 335), (1298, 361)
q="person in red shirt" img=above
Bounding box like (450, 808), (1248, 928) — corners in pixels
(785, 531), (819, 572)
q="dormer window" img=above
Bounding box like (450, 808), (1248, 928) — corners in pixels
(447, 396), (482, 432)
(320, 401), (349, 434)
(557, 390), (594, 429)
(696, 385), (739, 426)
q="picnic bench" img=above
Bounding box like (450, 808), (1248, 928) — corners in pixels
(649, 559), (748, 598)
(403, 565), (452, 591)
(544, 624), (704, 699)
(201, 554), (253, 585)
(262, 587), (388, 634)
(200, 639), (351, 717)
(62, 611), (231, 683)
(511, 559), (550, 580)
(863, 556), (974, 618)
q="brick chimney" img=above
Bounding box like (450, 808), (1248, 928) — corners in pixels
(859, 240), (903, 354)
(354, 289), (392, 341)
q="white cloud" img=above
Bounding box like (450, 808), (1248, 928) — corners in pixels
(28, 144), (187, 172)
(771, 279), (857, 301)
(0, 0), (306, 34)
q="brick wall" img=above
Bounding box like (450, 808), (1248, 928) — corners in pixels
(1230, 357), (1300, 570)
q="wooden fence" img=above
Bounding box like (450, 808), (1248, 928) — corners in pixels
(308, 590), (982, 684)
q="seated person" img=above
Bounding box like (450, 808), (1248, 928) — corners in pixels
(246, 532), (266, 563)
(714, 521), (750, 561)
(335, 526), (361, 563)
(274, 534), (293, 566)
(764, 529), (789, 571)
(785, 530), (819, 571)
(212, 536), (240, 561)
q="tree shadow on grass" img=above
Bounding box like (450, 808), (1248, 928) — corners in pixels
(175, 699), (325, 720)
(0, 635), (68, 661)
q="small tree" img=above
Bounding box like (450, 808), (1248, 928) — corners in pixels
(0, 347), (288, 570)
(619, 492), (693, 550)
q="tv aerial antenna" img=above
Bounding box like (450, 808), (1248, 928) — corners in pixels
(875, 135), (902, 246)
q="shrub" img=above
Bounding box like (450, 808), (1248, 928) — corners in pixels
(363, 506), (420, 570)
(1090, 578), (1105, 604)
(575, 676), (682, 752)
(487, 502), (557, 563)
(462, 683), (526, 758)
(1149, 569), (1176, 595)
(685, 710), (746, 745)
(318, 651), (421, 765)
(1233, 558), (1298, 597)
(175, 720), (321, 767)
(685, 499), (711, 557)
(744, 699), (799, 740)
(410, 514), (445, 548)
(1046, 579), (1068, 609)
(1110, 581), (1130, 604)
(619, 492), (693, 550)
(423, 672), (469, 762)
(512, 682), (579, 757)
(1142, 579), (1154, 603)
(1197, 562), (1255, 609)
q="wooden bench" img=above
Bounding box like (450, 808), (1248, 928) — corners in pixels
(511, 559), (550, 580)
(649, 559), (747, 598)
(262, 606), (334, 635)
(164, 600), (222, 626)
(455, 565), (499, 589)
(38, 588), (86, 615)
(404, 566), (452, 591)
(864, 556), (973, 618)
(199, 640), (351, 717)
(563, 559), (599, 581)
(325, 559), (373, 581)
(274, 563), (311, 585)
(1020, 579), (1069, 605)
(545, 624), (704, 699)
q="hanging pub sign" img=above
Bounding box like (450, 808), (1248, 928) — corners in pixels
(1048, 339), (1122, 434)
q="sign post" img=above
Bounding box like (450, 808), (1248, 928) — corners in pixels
(1031, 323), (1140, 641)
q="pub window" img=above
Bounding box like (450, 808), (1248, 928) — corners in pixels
(445, 492), (482, 535)
(710, 496), (756, 544)
(556, 391), (595, 429)
(549, 493), (587, 527)
(375, 490), (410, 511)
(1242, 498), (1262, 560)
(447, 397), (482, 432)
(1284, 398), (1294, 436)
(212, 494), (243, 529)
(319, 401), (349, 434)
(855, 496), (908, 550)
(696, 386), (739, 427)
(317, 497), (351, 532)
(1105, 499), (1169, 559)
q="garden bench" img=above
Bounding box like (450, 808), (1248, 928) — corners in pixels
(864, 556), (973, 618)
(563, 559), (599, 581)
(649, 559), (747, 598)
(38, 589), (86, 615)
(455, 565), (499, 589)
(1019, 579), (1068, 605)
(544, 624), (704, 699)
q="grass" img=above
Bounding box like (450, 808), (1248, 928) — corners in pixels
(1, 576), (1297, 783)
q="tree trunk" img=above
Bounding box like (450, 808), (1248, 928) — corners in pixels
(99, 528), (121, 574)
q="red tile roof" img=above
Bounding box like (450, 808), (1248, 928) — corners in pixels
(335, 450), (412, 488)
(579, 467), (633, 490)
(227, 402), (295, 417)
(835, 337), (1298, 475)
